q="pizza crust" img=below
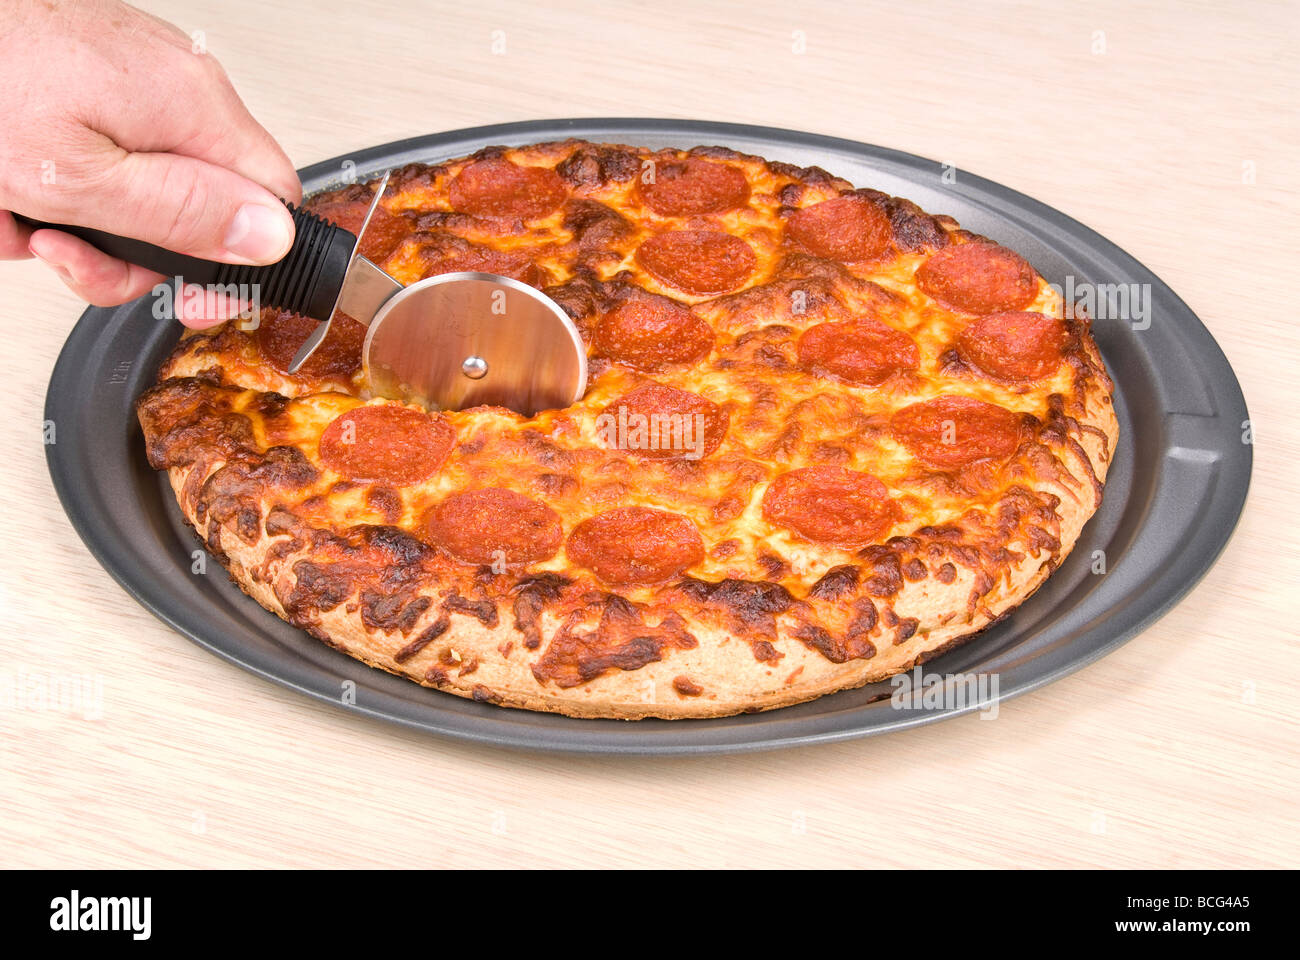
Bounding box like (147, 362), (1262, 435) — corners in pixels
(166, 457), (1093, 719)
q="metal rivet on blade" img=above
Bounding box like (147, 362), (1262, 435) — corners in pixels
(462, 356), (488, 379)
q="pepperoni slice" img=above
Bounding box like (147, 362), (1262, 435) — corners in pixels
(890, 395), (1024, 469)
(306, 200), (413, 262)
(797, 318), (919, 385)
(567, 507), (704, 585)
(424, 488), (562, 566)
(319, 405), (455, 485)
(635, 230), (756, 296)
(787, 196), (891, 261)
(448, 158), (566, 221)
(957, 311), (1068, 381)
(638, 158), (750, 216)
(599, 383), (728, 460)
(915, 243), (1038, 314)
(761, 466), (899, 547)
(594, 297), (715, 371)
(255, 310), (365, 380)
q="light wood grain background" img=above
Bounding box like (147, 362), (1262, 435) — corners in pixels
(1, 0), (1296, 869)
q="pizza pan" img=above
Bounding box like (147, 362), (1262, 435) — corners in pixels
(43, 118), (1252, 754)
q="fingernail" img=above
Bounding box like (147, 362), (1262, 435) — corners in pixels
(223, 203), (292, 263)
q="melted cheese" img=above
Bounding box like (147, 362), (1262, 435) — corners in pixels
(159, 140), (1111, 604)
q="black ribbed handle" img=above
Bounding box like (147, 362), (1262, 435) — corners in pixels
(14, 203), (356, 322)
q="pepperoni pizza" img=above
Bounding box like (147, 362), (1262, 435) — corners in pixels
(136, 140), (1117, 719)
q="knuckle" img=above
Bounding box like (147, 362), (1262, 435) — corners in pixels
(70, 272), (124, 307)
(175, 46), (225, 86)
(81, 263), (146, 308)
(146, 163), (215, 253)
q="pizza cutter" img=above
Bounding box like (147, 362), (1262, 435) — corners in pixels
(15, 171), (588, 416)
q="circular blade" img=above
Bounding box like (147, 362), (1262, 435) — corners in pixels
(363, 272), (587, 416)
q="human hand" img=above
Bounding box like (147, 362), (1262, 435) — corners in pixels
(0, 0), (301, 325)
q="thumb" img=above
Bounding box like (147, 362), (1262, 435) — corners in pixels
(75, 149), (296, 265)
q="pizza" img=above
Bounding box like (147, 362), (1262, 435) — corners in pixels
(135, 139), (1117, 719)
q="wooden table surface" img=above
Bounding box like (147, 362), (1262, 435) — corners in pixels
(2, 0), (1296, 869)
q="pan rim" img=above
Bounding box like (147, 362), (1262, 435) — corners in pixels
(44, 118), (1252, 754)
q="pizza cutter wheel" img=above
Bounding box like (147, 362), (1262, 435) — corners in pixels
(15, 172), (588, 416)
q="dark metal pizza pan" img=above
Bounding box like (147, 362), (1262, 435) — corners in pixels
(43, 118), (1252, 754)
